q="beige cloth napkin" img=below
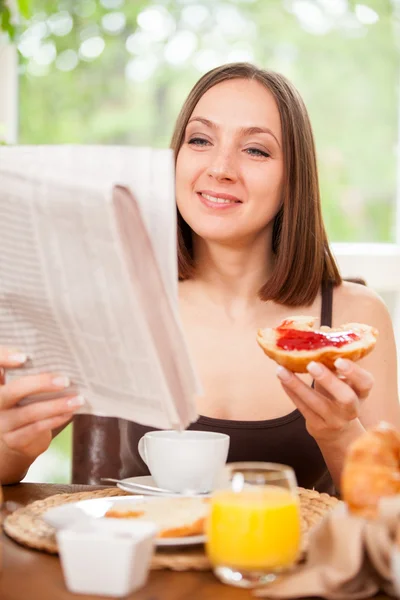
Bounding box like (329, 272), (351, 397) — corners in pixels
(255, 500), (400, 600)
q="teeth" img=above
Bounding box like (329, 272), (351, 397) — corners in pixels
(201, 193), (236, 204)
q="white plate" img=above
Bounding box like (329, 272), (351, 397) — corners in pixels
(116, 475), (213, 497)
(43, 495), (206, 547)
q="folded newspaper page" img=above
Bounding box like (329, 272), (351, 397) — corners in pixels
(0, 145), (201, 430)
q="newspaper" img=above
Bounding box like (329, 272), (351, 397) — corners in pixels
(0, 145), (201, 430)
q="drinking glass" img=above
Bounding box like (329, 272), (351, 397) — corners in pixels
(206, 462), (301, 588)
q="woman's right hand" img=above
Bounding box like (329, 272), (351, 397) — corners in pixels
(0, 348), (84, 463)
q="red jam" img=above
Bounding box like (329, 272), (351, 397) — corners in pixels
(276, 328), (360, 351)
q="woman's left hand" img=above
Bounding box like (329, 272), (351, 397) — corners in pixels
(276, 358), (374, 443)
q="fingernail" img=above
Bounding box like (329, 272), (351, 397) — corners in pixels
(335, 358), (351, 373)
(307, 362), (323, 378)
(52, 376), (70, 388)
(8, 352), (28, 364)
(276, 366), (292, 383)
(67, 395), (85, 408)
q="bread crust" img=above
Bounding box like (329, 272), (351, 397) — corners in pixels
(104, 497), (209, 538)
(341, 422), (400, 519)
(105, 510), (206, 538)
(105, 509), (144, 519)
(157, 517), (206, 538)
(256, 316), (378, 373)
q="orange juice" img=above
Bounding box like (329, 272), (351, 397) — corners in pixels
(206, 486), (301, 571)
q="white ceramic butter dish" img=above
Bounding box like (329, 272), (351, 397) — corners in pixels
(57, 518), (156, 597)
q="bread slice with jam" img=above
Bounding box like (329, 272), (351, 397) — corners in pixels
(256, 316), (378, 373)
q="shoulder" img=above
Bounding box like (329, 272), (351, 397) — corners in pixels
(333, 283), (399, 427)
(332, 281), (392, 331)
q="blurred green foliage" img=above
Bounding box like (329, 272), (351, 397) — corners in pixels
(0, 1), (13, 38)
(14, 0), (400, 245)
(0, 0), (30, 38)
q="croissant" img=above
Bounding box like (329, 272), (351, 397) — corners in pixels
(341, 422), (400, 519)
(256, 316), (378, 373)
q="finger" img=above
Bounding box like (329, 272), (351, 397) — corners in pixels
(306, 362), (360, 420)
(277, 366), (333, 421)
(0, 395), (84, 432)
(0, 348), (29, 369)
(334, 358), (374, 400)
(3, 413), (73, 454)
(0, 373), (71, 410)
(0, 368), (5, 385)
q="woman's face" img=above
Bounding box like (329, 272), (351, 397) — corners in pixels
(176, 78), (284, 246)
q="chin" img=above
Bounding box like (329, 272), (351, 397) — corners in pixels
(190, 222), (252, 245)
(179, 202), (274, 246)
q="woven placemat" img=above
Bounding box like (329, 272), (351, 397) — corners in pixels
(3, 486), (340, 571)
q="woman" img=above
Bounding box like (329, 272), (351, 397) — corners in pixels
(0, 63), (398, 491)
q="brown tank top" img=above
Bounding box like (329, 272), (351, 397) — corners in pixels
(114, 281), (335, 494)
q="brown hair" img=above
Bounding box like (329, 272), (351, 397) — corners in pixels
(171, 63), (341, 306)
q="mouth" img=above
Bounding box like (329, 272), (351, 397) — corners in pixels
(197, 191), (242, 208)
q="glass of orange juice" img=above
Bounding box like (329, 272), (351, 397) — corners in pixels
(206, 462), (301, 588)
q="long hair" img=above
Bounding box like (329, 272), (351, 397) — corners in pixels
(171, 63), (341, 306)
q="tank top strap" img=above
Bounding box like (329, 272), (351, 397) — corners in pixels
(311, 280), (334, 391)
(320, 280), (333, 327)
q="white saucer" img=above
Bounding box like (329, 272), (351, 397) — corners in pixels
(117, 475), (211, 497)
(44, 496), (206, 547)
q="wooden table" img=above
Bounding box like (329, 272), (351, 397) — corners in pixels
(1, 483), (257, 600)
(0, 484), (391, 600)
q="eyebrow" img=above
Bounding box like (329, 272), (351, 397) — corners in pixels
(187, 116), (281, 148)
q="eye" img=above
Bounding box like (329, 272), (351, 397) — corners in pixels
(245, 147), (270, 158)
(188, 137), (211, 147)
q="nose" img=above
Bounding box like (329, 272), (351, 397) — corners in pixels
(206, 148), (238, 183)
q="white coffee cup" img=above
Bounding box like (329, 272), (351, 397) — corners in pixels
(138, 430), (230, 494)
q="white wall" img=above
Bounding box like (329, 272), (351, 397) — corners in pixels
(332, 242), (400, 377)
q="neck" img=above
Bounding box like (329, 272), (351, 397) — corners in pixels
(190, 230), (275, 312)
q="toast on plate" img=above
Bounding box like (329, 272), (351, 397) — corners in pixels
(105, 496), (209, 538)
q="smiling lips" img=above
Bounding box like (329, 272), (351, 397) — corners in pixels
(197, 191), (242, 209)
